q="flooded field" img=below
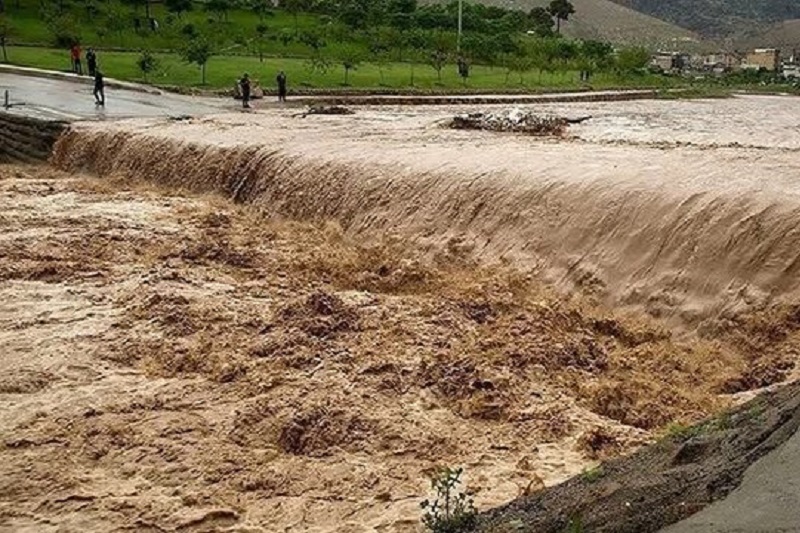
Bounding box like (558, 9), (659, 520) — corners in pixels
(3, 95), (800, 532)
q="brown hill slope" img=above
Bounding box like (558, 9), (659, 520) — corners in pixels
(423, 0), (700, 48)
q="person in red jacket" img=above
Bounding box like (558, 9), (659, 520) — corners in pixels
(70, 43), (83, 75)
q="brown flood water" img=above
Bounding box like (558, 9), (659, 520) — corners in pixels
(2, 95), (800, 532)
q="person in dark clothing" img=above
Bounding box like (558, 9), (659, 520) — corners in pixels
(86, 48), (97, 77)
(276, 71), (287, 103)
(239, 73), (251, 108)
(94, 71), (105, 106)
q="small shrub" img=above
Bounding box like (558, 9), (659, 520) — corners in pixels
(581, 465), (605, 483)
(421, 467), (477, 533)
(665, 422), (701, 441)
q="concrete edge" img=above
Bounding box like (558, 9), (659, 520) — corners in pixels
(0, 64), (163, 95)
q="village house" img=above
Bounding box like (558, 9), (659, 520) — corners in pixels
(742, 48), (781, 71)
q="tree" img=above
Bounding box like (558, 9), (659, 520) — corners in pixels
(181, 36), (214, 84)
(580, 39), (614, 74)
(205, 0), (231, 22)
(103, 1), (130, 43)
(368, 27), (399, 85)
(253, 23), (269, 62)
(0, 14), (11, 63)
(338, 45), (363, 85)
(529, 6), (554, 37)
(547, 0), (575, 35)
(164, 0), (192, 18)
(248, 0), (272, 21)
(428, 32), (454, 84)
(615, 46), (650, 74)
(136, 49), (159, 81)
(282, 0), (310, 36)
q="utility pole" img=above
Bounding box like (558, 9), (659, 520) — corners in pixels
(457, 0), (463, 52)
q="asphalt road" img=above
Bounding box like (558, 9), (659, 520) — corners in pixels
(0, 72), (225, 121)
(662, 428), (800, 533)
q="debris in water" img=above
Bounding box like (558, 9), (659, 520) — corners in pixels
(446, 109), (591, 136)
(297, 105), (356, 118)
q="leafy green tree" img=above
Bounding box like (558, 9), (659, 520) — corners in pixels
(181, 36), (214, 84)
(205, 0), (231, 22)
(369, 28), (398, 85)
(253, 23), (269, 62)
(164, 0), (192, 18)
(428, 32), (454, 84)
(529, 6), (554, 37)
(103, 1), (130, 43)
(615, 46), (650, 74)
(580, 39), (614, 73)
(282, 0), (310, 36)
(136, 49), (159, 81)
(248, 0), (273, 21)
(548, 0), (575, 35)
(339, 44), (363, 85)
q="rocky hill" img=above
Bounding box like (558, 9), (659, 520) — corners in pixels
(612, 0), (800, 39)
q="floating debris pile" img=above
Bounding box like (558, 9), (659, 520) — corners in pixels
(446, 109), (591, 136)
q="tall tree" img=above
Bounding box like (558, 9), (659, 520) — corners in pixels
(248, 0), (272, 21)
(181, 36), (214, 84)
(529, 6), (554, 37)
(205, 0), (231, 22)
(282, 0), (310, 36)
(253, 23), (269, 62)
(547, 0), (575, 35)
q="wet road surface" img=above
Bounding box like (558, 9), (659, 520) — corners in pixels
(0, 72), (225, 120)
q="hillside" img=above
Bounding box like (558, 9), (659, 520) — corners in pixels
(612, 0), (800, 38)
(424, 0), (701, 48)
(739, 19), (800, 52)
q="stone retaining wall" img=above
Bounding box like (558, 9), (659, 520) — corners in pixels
(0, 113), (69, 163)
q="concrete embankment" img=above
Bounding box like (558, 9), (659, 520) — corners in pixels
(0, 112), (69, 163)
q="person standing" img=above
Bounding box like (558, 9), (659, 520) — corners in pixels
(239, 73), (251, 108)
(70, 43), (83, 75)
(276, 70), (287, 103)
(86, 48), (97, 77)
(93, 70), (105, 106)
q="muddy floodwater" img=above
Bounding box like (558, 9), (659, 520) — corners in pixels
(3, 95), (800, 532)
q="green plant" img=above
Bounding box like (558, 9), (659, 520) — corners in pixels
(581, 465), (604, 483)
(421, 467), (477, 533)
(565, 514), (584, 533)
(136, 49), (158, 81)
(664, 422), (701, 440)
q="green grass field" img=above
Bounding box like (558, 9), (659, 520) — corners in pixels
(6, 45), (678, 91)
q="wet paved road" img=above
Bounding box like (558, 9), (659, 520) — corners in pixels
(0, 72), (225, 120)
(662, 428), (800, 533)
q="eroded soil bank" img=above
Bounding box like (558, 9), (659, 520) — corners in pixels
(1, 163), (799, 532)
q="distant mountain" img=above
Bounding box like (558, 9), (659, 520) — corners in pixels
(424, 0), (700, 48)
(610, 0), (800, 39)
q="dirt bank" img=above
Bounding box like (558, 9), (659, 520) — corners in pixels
(51, 96), (800, 333)
(3, 163), (798, 532)
(477, 380), (800, 532)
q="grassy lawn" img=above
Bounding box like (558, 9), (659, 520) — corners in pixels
(6, 45), (677, 92)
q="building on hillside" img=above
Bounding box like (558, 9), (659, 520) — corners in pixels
(742, 48), (781, 71)
(703, 52), (742, 73)
(783, 62), (800, 79)
(650, 51), (690, 73)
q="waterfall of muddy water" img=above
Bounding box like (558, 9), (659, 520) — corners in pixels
(53, 95), (800, 328)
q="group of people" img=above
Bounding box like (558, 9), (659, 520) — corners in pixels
(238, 71), (288, 109)
(70, 44), (295, 110)
(70, 43), (105, 106)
